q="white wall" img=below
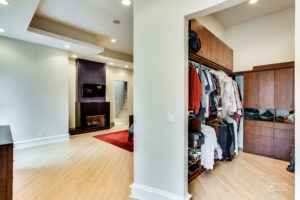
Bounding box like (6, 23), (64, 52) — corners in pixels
(68, 62), (133, 128)
(68, 59), (77, 129)
(132, 0), (245, 199)
(294, 0), (299, 199)
(0, 36), (69, 142)
(114, 81), (126, 117)
(225, 7), (295, 72)
(106, 66), (133, 122)
(196, 14), (225, 40)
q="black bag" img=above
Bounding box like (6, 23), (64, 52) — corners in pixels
(188, 131), (204, 147)
(189, 30), (201, 56)
(287, 146), (295, 172)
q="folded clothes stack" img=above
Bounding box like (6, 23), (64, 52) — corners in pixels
(244, 108), (259, 120)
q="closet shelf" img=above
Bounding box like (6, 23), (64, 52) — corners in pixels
(189, 54), (232, 75)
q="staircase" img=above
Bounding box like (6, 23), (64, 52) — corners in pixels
(115, 85), (128, 125)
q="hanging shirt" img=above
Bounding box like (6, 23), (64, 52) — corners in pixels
(201, 124), (222, 170)
(189, 67), (202, 114)
(225, 117), (238, 155)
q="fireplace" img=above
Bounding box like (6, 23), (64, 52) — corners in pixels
(86, 115), (105, 128)
(70, 102), (110, 135)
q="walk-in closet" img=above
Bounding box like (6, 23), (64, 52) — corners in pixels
(187, 0), (295, 199)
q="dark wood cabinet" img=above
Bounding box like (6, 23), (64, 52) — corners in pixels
(223, 44), (233, 71)
(191, 21), (211, 60)
(244, 72), (259, 108)
(216, 39), (224, 66)
(190, 19), (233, 71)
(0, 126), (13, 200)
(259, 70), (274, 108)
(273, 123), (294, 161)
(275, 68), (294, 109)
(243, 64), (294, 161)
(209, 34), (218, 64)
(244, 120), (274, 158)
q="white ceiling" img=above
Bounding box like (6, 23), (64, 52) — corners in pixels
(0, 0), (133, 69)
(36, 0), (133, 55)
(213, 0), (295, 28)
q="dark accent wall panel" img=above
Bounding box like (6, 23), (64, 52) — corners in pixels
(77, 59), (106, 102)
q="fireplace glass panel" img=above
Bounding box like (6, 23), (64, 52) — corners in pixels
(86, 115), (105, 128)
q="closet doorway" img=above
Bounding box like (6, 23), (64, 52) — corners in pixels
(114, 80), (129, 126)
(187, 0), (295, 199)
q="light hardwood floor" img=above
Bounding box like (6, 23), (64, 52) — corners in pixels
(14, 126), (294, 200)
(14, 125), (133, 200)
(189, 153), (295, 200)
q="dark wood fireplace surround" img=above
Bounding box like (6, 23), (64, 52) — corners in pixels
(69, 102), (110, 135)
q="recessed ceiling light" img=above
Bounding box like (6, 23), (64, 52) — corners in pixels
(124, 65), (128, 68)
(249, 0), (258, 4)
(64, 44), (70, 49)
(122, 0), (131, 6)
(111, 38), (117, 43)
(72, 54), (78, 59)
(0, 0), (8, 5)
(109, 62), (114, 65)
(0, 28), (4, 33)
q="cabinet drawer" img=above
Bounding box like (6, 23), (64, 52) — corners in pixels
(274, 128), (294, 140)
(260, 121), (274, 128)
(274, 123), (294, 130)
(252, 136), (273, 146)
(274, 139), (293, 161)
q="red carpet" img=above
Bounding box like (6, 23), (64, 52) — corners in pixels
(93, 130), (133, 152)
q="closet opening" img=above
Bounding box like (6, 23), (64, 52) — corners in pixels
(186, 0), (295, 199)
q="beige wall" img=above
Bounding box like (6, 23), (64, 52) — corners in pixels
(225, 7), (295, 71)
(68, 60), (133, 128)
(0, 36), (69, 142)
(106, 65), (134, 122)
(196, 14), (225, 40)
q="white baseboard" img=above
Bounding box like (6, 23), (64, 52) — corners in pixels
(130, 183), (192, 200)
(14, 134), (69, 149)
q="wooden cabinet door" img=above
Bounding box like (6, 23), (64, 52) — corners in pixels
(244, 72), (259, 108)
(228, 48), (233, 71)
(209, 34), (218, 64)
(191, 20), (211, 60)
(216, 39), (224, 66)
(273, 123), (294, 161)
(259, 70), (274, 108)
(0, 146), (7, 200)
(223, 45), (233, 71)
(275, 68), (294, 109)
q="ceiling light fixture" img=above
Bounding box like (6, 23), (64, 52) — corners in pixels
(111, 38), (117, 43)
(122, 0), (132, 6)
(72, 54), (78, 59)
(109, 62), (114, 65)
(64, 44), (70, 49)
(0, 28), (4, 33)
(249, 0), (258, 4)
(0, 0), (8, 5)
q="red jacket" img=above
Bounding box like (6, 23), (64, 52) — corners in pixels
(189, 67), (202, 114)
